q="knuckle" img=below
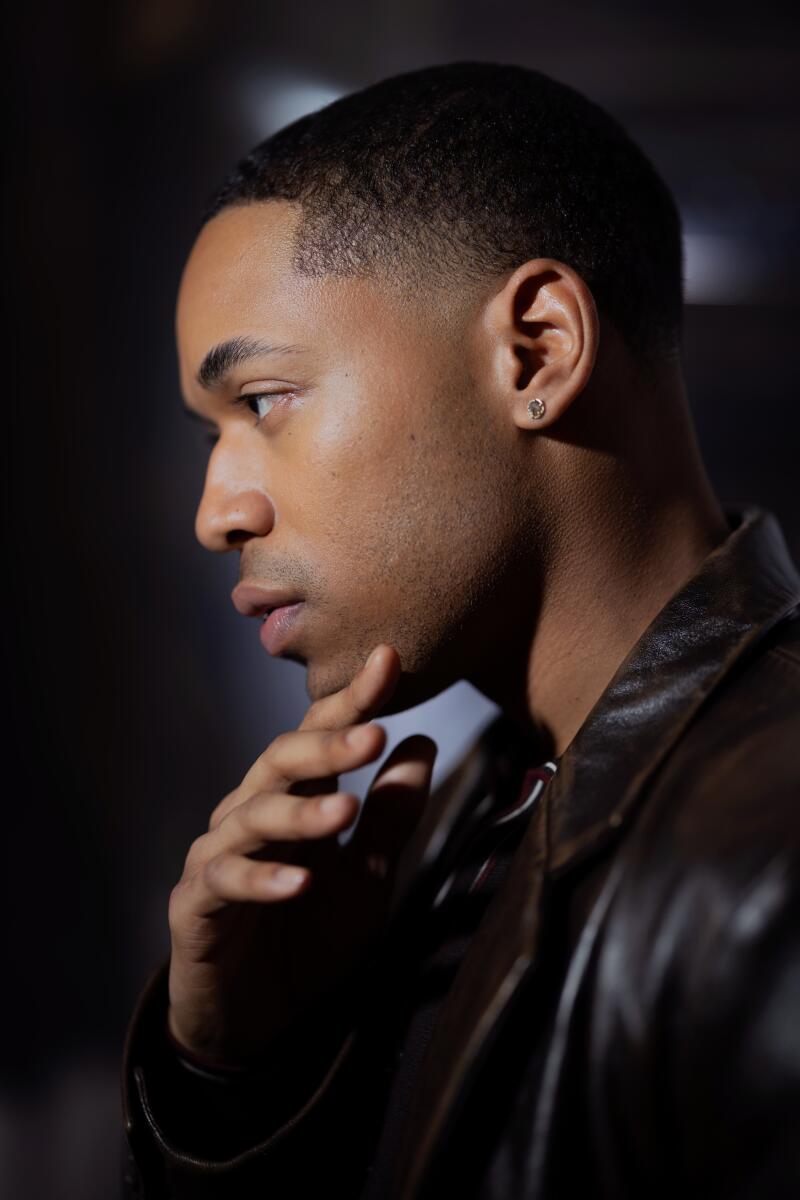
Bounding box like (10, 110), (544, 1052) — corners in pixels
(184, 833), (210, 872)
(209, 787), (240, 831)
(202, 855), (227, 889)
(168, 880), (188, 927)
(302, 699), (323, 728)
(233, 798), (256, 833)
(269, 731), (292, 757)
(240, 790), (278, 833)
(207, 805), (226, 831)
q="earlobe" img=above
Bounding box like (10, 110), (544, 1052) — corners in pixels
(485, 258), (599, 432)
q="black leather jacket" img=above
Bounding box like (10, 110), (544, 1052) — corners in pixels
(122, 505), (800, 1198)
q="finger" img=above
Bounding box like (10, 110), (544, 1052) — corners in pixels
(188, 791), (360, 866)
(207, 644), (398, 832)
(210, 723), (386, 828)
(239, 721), (384, 805)
(175, 854), (312, 917)
(299, 644), (402, 733)
(353, 735), (438, 872)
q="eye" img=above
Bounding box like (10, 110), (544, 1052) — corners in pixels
(200, 391), (296, 451)
(245, 393), (278, 420)
(231, 391), (294, 427)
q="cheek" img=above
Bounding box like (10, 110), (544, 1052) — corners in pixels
(288, 437), (431, 602)
(291, 384), (419, 527)
(309, 350), (433, 465)
(276, 366), (501, 597)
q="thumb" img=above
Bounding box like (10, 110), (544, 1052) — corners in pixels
(353, 734), (438, 876)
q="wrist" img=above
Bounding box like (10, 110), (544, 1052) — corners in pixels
(164, 1017), (257, 1080)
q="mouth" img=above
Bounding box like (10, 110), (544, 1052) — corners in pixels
(259, 601), (305, 655)
(231, 583), (307, 656)
(231, 582), (305, 618)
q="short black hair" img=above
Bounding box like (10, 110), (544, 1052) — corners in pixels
(206, 62), (684, 367)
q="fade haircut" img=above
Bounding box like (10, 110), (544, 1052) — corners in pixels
(206, 62), (684, 367)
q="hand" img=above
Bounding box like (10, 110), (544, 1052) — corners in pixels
(166, 644), (437, 1068)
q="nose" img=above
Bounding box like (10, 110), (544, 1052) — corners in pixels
(194, 469), (276, 552)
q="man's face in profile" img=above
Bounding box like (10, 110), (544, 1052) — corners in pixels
(177, 201), (533, 710)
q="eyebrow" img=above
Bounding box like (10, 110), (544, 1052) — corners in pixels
(197, 335), (304, 389)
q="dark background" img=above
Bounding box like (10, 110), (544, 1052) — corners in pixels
(5, 2), (799, 1196)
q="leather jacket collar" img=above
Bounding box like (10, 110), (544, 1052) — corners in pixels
(549, 503), (800, 872)
(396, 504), (800, 1196)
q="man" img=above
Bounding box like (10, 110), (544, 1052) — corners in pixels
(121, 62), (800, 1198)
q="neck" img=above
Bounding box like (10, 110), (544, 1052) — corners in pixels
(468, 367), (729, 760)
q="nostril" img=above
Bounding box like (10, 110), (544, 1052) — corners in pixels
(225, 529), (254, 548)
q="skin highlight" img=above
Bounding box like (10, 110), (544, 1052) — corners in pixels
(178, 199), (728, 761)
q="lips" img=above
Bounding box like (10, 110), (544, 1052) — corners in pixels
(231, 582), (305, 618)
(231, 582), (307, 656)
(260, 602), (305, 655)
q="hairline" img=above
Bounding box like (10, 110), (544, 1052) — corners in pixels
(202, 195), (680, 380)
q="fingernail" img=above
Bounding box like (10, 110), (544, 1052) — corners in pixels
(272, 867), (306, 891)
(320, 794), (348, 814)
(346, 724), (370, 746)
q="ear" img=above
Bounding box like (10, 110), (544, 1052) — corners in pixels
(481, 258), (599, 431)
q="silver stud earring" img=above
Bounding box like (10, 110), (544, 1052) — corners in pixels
(527, 397), (546, 421)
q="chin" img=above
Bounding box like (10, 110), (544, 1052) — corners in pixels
(303, 655), (355, 704)
(302, 646), (443, 714)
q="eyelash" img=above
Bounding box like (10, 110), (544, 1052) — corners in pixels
(205, 392), (293, 445)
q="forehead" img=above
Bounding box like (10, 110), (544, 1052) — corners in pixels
(177, 202), (318, 364)
(176, 200), (462, 392)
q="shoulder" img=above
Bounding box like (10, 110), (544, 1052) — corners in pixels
(595, 608), (800, 1025)
(573, 615), (800, 1191)
(642, 608), (800, 864)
